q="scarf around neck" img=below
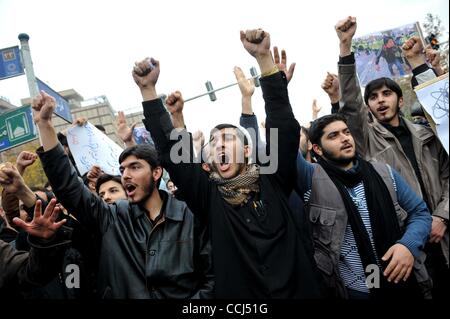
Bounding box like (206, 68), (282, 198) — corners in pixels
(317, 156), (420, 299)
(209, 164), (260, 207)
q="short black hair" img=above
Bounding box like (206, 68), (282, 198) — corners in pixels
(309, 114), (348, 146)
(118, 144), (162, 186)
(209, 124), (248, 146)
(364, 77), (403, 105)
(95, 174), (123, 194)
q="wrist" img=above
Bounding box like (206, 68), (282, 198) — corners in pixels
(140, 87), (157, 101)
(17, 165), (25, 176)
(339, 41), (352, 57)
(408, 56), (427, 69)
(36, 119), (53, 128)
(171, 113), (185, 129)
(256, 54), (275, 75)
(434, 216), (448, 226)
(329, 94), (340, 104)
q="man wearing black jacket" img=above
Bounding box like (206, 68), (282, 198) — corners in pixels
(31, 91), (214, 299)
(132, 29), (323, 298)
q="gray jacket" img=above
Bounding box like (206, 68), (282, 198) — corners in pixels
(307, 163), (430, 298)
(38, 144), (214, 299)
(338, 62), (449, 265)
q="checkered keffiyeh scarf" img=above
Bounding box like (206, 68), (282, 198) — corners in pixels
(209, 164), (260, 206)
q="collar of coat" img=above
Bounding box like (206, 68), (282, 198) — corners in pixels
(130, 189), (187, 222)
(372, 115), (435, 144)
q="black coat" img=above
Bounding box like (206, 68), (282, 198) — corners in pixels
(143, 71), (324, 298)
(38, 144), (214, 299)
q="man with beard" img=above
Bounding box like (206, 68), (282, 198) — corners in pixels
(133, 29), (323, 298)
(31, 91), (214, 299)
(336, 16), (449, 299)
(297, 113), (431, 299)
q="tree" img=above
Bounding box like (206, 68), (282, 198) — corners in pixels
(422, 13), (444, 39)
(1, 140), (47, 189)
(422, 13), (449, 74)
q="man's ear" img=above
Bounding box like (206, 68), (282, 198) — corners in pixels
(244, 145), (252, 163)
(398, 96), (404, 109)
(152, 166), (163, 182)
(312, 144), (323, 157)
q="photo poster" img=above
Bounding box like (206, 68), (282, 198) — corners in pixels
(415, 73), (449, 154)
(133, 125), (154, 145)
(67, 122), (124, 176)
(352, 22), (420, 86)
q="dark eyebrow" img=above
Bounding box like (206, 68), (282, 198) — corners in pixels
(121, 161), (142, 168)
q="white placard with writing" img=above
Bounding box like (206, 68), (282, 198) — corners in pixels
(67, 122), (124, 175)
(415, 74), (449, 154)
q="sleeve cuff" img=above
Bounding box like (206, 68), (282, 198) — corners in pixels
(142, 98), (166, 116)
(338, 52), (355, 65)
(397, 239), (420, 258)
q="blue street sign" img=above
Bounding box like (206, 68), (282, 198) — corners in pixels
(36, 77), (73, 123)
(0, 46), (24, 80)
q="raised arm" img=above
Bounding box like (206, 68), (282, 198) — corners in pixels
(32, 91), (115, 234)
(335, 16), (370, 156)
(234, 66), (265, 160)
(0, 199), (69, 290)
(132, 59), (210, 219)
(321, 72), (341, 114)
(241, 29), (300, 195)
(402, 36), (439, 88)
(116, 111), (137, 148)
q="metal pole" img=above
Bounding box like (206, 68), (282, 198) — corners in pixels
(18, 34), (39, 98)
(18, 33), (42, 144)
(184, 73), (260, 103)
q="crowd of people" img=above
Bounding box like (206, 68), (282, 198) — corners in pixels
(0, 16), (448, 300)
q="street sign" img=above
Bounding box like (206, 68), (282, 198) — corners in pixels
(0, 46), (24, 80)
(0, 105), (37, 152)
(36, 77), (73, 123)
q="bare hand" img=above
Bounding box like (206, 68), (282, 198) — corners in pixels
(273, 46), (296, 83)
(73, 117), (88, 127)
(240, 29), (271, 58)
(16, 151), (38, 174)
(425, 45), (444, 76)
(132, 57), (160, 90)
(382, 243), (414, 283)
(335, 16), (357, 44)
(312, 99), (322, 118)
(13, 199), (66, 239)
(116, 111), (136, 143)
(321, 72), (340, 103)
(165, 91), (184, 115)
(192, 130), (205, 145)
(87, 165), (103, 192)
(429, 216), (447, 243)
(402, 36), (426, 68)
(0, 162), (27, 194)
(32, 91), (56, 124)
(234, 66), (255, 98)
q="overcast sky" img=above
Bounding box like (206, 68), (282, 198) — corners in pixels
(0, 0), (448, 135)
